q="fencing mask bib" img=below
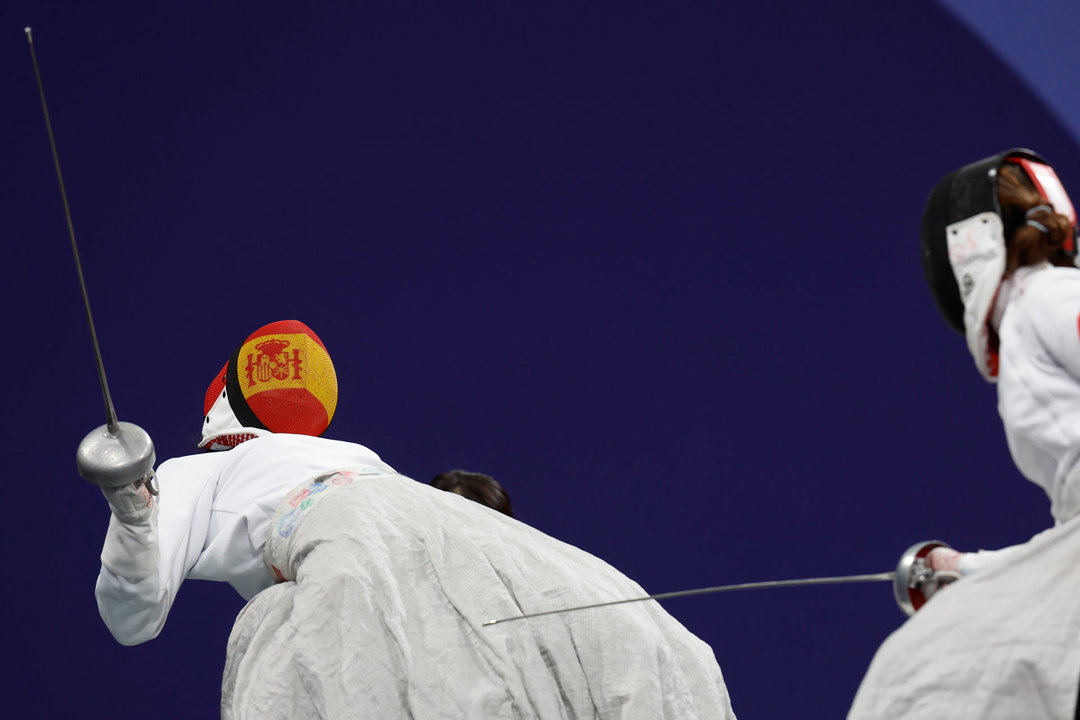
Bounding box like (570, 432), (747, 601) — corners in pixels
(200, 320), (338, 450)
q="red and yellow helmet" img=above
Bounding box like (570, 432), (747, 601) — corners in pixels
(200, 320), (338, 450)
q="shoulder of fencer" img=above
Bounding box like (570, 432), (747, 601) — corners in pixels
(151, 451), (231, 499)
(1012, 267), (1080, 349)
(1013, 268), (1080, 317)
(156, 449), (229, 476)
(247, 432), (382, 455)
(224, 433), (392, 471)
(157, 434), (393, 486)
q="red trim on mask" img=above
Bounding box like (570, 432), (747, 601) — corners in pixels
(203, 363), (228, 416)
(1008, 157), (1078, 254)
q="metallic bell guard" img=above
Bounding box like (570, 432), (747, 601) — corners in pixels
(76, 422), (156, 489)
(893, 540), (960, 617)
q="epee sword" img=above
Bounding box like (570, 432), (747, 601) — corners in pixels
(483, 541), (959, 625)
(26, 27), (156, 489)
(483, 573), (895, 626)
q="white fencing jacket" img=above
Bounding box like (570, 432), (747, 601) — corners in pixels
(95, 434), (394, 645)
(849, 264), (1080, 718)
(996, 264), (1080, 523)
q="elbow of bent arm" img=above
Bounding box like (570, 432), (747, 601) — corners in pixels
(95, 570), (170, 646)
(109, 623), (162, 647)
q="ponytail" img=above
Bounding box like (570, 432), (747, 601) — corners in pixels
(997, 163), (1073, 276)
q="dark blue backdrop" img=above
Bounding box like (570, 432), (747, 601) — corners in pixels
(3, 1), (1079, 716)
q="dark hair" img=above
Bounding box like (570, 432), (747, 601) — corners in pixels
(429, 470), (514, 517)
(997, 162), (1073, 277)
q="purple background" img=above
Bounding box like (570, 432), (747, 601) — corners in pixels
(4, 1), (1079, 716)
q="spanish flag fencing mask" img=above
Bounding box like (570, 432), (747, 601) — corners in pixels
(199, 320), (338, 451)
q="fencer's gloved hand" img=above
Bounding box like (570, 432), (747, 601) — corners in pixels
(101, 474), (156, 524)
(926, 546), (962, 574)
(100, 473), (159, 580)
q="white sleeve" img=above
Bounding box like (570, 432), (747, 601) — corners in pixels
(95, 457), (218, 645)
(95, 504), (166, 646)
(957, 525), (1059, 575)
(957, 544), (1025, 575)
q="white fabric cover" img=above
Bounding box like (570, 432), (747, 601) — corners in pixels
(221, 470), (734, 719)
(850, 265), (1080, 717)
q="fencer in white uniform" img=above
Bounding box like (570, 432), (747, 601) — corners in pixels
(849, 150), (1080, 719)
(94, 320), (736, 719)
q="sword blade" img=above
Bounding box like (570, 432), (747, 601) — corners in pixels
(26, 27), (120, 432)
(482, 572), (897, 626)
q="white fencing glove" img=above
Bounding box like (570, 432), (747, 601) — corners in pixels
(926, 546), (962, 573)
(101, 474), (156, 523)
(100, 474), (159, 580)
